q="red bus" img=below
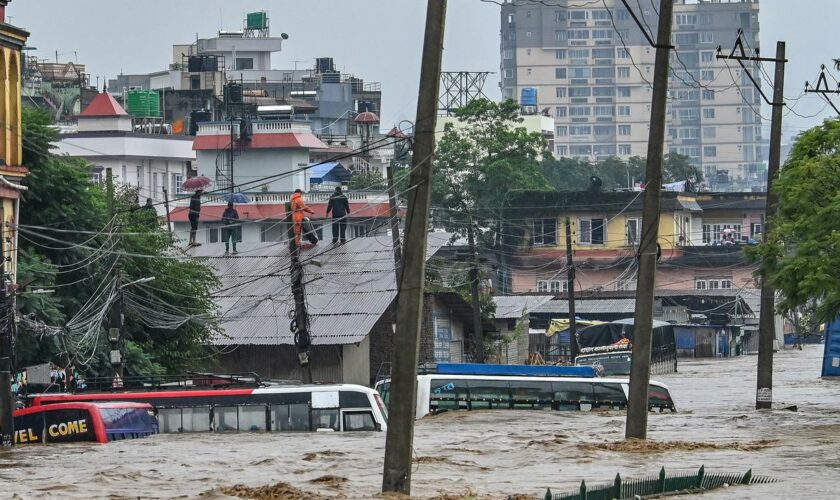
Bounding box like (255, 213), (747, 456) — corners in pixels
(13, 402), (158, 444)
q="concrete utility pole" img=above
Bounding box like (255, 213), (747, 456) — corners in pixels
(565, 217), (578, 361)
(381, 0), (446, 494)
(385, 161), (402, 286)
(467, 218), (484, 363)
(287, 209), (313, 385)
(625, 0), (673, 440)
(755, 41), (786, 409)
(109, 263), (124, 381)
(0, 225), (13, 446)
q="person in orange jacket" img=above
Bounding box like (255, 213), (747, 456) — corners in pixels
(291, 189), (315, 247)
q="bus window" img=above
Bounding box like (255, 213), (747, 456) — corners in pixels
(239, 405), (267, 432)
(592, 382), (626, 409)
(429, 378), (468, 411)
(311, 409), (340, 431)
(214, 406), (238, 432)
(467, 379), (511, 410)
(343, 411), (377, 431)
(271, 404), (290, 431)
(182, 407), (211, 432)
(377, 382), (390, 407)
(510, 380), (553, 410)
(649, 384), (676, 412)
(552, 381), (593, 411)
(339, 391), (372, 409)
(158, 408), (182, 433)
(289, 403), (310, 431)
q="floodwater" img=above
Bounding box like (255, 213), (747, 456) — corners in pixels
(2, 345), (839, 499)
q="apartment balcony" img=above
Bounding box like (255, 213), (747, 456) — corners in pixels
(173, 190), (390, 206)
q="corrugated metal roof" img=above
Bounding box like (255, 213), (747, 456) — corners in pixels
(493, 295), (555, 319)
(533, 298), (637, 315)
(189, 233), (451, 346)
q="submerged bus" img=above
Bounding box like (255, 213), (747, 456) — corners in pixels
(13, 402), (157, 444)
(375, 364), (675, 419)
(30, 384), (387, 433)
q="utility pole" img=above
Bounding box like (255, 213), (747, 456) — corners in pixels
(718, 36), (787, 410)
(625, 0), (673, 440)
(382, 0), (446, 494)
(106, 168), (115, 219)
(0, 218), (13, 446)
(109, 263), (124, 383)
(287, 206), (313, 384)
(565, 217), (578, 361)
(385, 161), (402, 286)
(162, 188), (173, 233)
(467, 217), (484, 363)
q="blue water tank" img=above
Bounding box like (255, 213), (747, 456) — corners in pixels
(520, 87), (538, 106)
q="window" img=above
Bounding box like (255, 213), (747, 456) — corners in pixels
(537, 280), (568, 293)
(750, 222), (762, 237)
(626, 218), (640, 244)
(555, 49), (567, 60)
(89, 171), (103, 184)
(618, 124), (631, 136)
(617, 86), (631, 97)
(593, 105), (614, 117)
(592, 48), (613, 59)
(617, 48), (629, 59)
(700, 32), (714, 43)
(617, 105), (630, 116)
(618, 144), (631, 155)
(555, 126), (567, 137)
(594, 144), (616, 155)
(696, 278), (733, 290)
(570, 68), (590, 78)
(702, 89), (715, 100)
(555, 68), (567, 79)
(568, 30), (590, 39)
(703, 126), (716, 139)
(569, 87), (591, 98)
(617, 67), (630, 78)
(702, 224), (742, 244)
(570, 125), (591, 135)
(554, 10), (564, 22)
(502, 49), (514, 60)
(569, 106), (591, 117)
(430, 378), (469, 411)
(343, 412), (376, 431)
(235, 58), (254, 70)
(701, 51), (714, 63)
(617, 9), (629, 20)
(701, 70), (715, 81)
(703, 108), (715, 119)
(592, 67), (615, 78)
(593, 87), (615, 97)
(555, 106), (567, 117)
(591, 9), (610, 20)
(592, 29), (612, 39)
(570, 145), (592, 156)
(569, 48), (590, 59)
(206, 225), (220, 244)
(700, 13), (713, 25)
(569, 10), (588, 20)
(594, 125), (612, 136)
(703, 146), (717, 157)
(190, 75), (201, 90)
(578, 218), (605, 245)
(555, 30), (567, 41)
(533, 218), (558, 245)
(675, 14), (697, 25)
(675, 33), (699, 45)
(433, 316), (452, 363)
(556, 145), (568, 156)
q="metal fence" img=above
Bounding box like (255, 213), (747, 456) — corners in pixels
(544, 465), (777, 500)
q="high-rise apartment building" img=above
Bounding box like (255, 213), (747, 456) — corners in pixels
(500, 0), (763, 191)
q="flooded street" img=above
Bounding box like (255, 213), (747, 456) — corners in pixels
(2, 345), (838, 499)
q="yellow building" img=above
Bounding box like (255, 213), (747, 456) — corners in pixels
(0, 1), (28, 289)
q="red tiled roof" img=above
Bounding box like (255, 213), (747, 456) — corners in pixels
(170, 202), (395, 222)
(193, 132), (327, 150)
(80, 92), (128, 117)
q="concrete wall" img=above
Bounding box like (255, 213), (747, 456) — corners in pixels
(215, 344), (344, 384)
(341, 336), (370, 386)
(195, 148), (309, 193)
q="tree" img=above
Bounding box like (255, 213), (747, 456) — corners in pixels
(664, 152), (703, 185)
(348, 169), (386, 190)
(432, 98), (551, 243)
(751, 119), (840, 322)
(17, 108), (219, 375)
(540, 157), (591, 191)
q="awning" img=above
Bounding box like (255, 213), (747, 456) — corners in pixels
(545, 319), (605, 338)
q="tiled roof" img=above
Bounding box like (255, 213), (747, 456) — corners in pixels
(80, 92), (128, 117)
(187, 232), (451, 346)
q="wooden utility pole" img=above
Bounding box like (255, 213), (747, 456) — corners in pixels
(565, 217), (578, 361)
(386, 161), (402, 285)
(382, 0), (446, 494)
(467, 218), (484, 363)
(625, 0), (673, 440)
(755, 41), (786, 409)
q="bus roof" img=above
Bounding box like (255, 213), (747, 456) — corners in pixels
(15, 401), (153, 416)
(430, 363), (597, 378)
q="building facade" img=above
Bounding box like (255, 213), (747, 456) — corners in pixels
(500, 0), (764, 191)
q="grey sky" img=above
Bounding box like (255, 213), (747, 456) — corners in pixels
(10, 0), (837, 138)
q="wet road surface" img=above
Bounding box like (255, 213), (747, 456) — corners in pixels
(2, 345), (838, 499)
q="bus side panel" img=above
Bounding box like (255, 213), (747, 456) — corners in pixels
(416, 377), (430, 419)
(43, 409), (99, 443)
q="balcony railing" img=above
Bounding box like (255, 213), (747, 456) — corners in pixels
(173, 190), (389, 206)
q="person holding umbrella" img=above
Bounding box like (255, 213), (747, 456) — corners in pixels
(188, 189), (202, 247)
(222, 201), (240, 255)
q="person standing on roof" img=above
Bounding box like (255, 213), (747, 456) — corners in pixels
(326, 186), (350, 244)
(222, 202), (240, 255)
(188, 189), (203, 247)
(291, 189), (315, 248)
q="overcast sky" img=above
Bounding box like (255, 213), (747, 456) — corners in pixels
(10, 0), (837, 139)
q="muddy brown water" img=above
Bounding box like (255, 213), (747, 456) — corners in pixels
(2, 345), (838, 499)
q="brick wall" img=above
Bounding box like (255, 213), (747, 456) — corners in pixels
(367, 295), (437, 386)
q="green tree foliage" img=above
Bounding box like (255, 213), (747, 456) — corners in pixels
(432, 98), (551, 242)
(540, 153), (700, 191)
(752, 119), (840, 321)
(17, 108), (219, 375)
(348, 169), (386, 190)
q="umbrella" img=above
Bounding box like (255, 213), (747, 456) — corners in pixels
(223, 192), (251, 204)
(181, 176), (213, 192)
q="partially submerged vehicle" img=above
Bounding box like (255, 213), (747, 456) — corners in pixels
(13, 402), (157, 444)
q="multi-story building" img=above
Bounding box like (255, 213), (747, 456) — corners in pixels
(500, 0), (764, 191)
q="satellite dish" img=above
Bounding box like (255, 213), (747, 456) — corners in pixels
(281, 33), (289, 40)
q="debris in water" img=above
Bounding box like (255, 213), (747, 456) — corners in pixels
(526, 434), (568, 447)
(577, 439), (779, 453)
(219, 482), (325, 499)
(413, 456), (489, 470)
(301, 450), (346, 461)
(309, 475), (348, 488)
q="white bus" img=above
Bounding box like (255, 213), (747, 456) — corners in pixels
(376, 374), (675, 419)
